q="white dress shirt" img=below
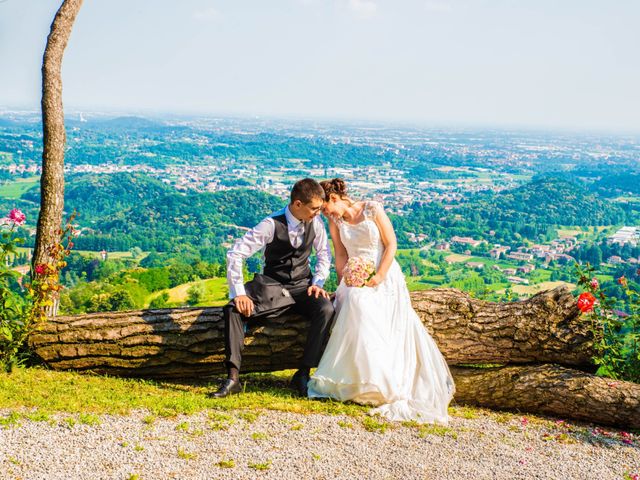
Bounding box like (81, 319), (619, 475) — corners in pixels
(226, 206), (332, 299)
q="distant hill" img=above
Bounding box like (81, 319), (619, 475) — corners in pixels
(589, 172), (640, 197)
(474, 176), (626, 226)
(20, 172), (285, 254)
(398, 176), (628, 246)
(87, 116), (166, 130)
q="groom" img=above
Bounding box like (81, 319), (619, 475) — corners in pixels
(210, 178), (335, 398)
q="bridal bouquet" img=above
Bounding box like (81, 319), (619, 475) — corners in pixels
(343, 256), (376, 287)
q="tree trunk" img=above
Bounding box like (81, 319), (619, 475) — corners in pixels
(450, 364), (640, 430)
(33, 0), (83, 291)
(29, 286), (594, 376)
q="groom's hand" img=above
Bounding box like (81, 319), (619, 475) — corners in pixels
(234, 295), (254, 316)
(307, 285), (330, 299)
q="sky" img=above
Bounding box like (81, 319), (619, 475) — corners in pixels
(1, 0), (639, 132)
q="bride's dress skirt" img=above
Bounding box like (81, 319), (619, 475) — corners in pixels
(308, 261), (455, 424)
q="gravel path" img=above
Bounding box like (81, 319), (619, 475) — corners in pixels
(1, 408), (638, 480)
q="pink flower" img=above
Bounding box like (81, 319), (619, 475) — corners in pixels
(34, 264), (47, 275)
(343, 257), (376, 288)
(7, 208), (26, 226)
(589, 278), (599, 290)
(521, 417), (529, 427)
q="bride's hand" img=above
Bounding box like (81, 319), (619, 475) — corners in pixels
(365, 274), (384, 287)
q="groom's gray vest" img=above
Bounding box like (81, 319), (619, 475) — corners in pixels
(263, 213), (315, 286)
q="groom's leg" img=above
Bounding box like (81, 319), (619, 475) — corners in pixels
(223, 303), (245, 374)
(291, 290), (335, 368)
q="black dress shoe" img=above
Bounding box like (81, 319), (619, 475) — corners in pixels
(208, 378), (242, 398)
(290, 370), (310, 397)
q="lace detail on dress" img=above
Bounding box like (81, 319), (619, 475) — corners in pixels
(330, 213), (344, 227)
(363, 201), (381, 221)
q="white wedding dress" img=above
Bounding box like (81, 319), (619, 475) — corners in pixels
(308, 201), (455, 424)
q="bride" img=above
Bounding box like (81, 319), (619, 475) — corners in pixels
(307, 178), (455, 424)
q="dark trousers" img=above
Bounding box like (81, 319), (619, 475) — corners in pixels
(223, 286), (334, 372)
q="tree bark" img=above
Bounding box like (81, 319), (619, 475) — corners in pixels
(450, 364), (640, 430)
(33, 0), (83, 293)
(29, 286), (594, 376)
(413, 286), (594, 367)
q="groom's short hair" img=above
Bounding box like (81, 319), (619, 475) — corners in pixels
(291, 178), (325, 204)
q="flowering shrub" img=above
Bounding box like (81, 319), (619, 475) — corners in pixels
(0, 209), (75, 372)
(0, 209), (30, 371)
(343, 256), (376, 288)
(575, 263), (640, 383)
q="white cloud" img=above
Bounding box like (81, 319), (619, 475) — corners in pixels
(193, 7), (222, 22)
(346, 0), (378, 19)
(424, 0), (454, 14)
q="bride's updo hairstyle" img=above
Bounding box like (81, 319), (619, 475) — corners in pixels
(320, 178), (349, 201)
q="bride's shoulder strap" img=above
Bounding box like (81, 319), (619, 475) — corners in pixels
(364, 200), (384, 220)
(329, 213), (343, 226)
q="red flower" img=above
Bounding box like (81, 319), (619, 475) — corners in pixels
(618, 276), (628, 287)
(34, 264), (47, 275)
(7, 208), (26, 226)
(577, 292), (596, 313)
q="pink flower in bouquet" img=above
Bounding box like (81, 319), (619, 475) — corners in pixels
(589, 278), (599, 290)
(7, 208), (26, 226)
(343, 256), (376, 287)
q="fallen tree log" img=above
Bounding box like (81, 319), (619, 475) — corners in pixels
(29, 286), (594, 377)
(450, 364), (640, 430)
(28, 286), (640, 429)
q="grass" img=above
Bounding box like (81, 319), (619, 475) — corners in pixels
(444, 253), (473, 263)
(361, 416), (390, 434)
(511, 281), (575, 296)
(175, 421), (189, 432)
(177, 447), (197, 460)
(0, 176), (39, 199)
(145, 277), (229, 308)
(12, 247), (149, 262)
(405, 277), (436, 291)
(215, 459), (236, 468)
(0, 367), (368, 418)
(248, 460), (272, 471)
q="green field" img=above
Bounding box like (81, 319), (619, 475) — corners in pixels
(0, 176), (39, 199)
(146, 277), (229, 308)
(444, 253), (473, 263)
(14, 247), (148, 262)
(510, 281), (576, 296)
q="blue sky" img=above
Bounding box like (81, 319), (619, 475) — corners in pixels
(1, 0), (639, 131)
